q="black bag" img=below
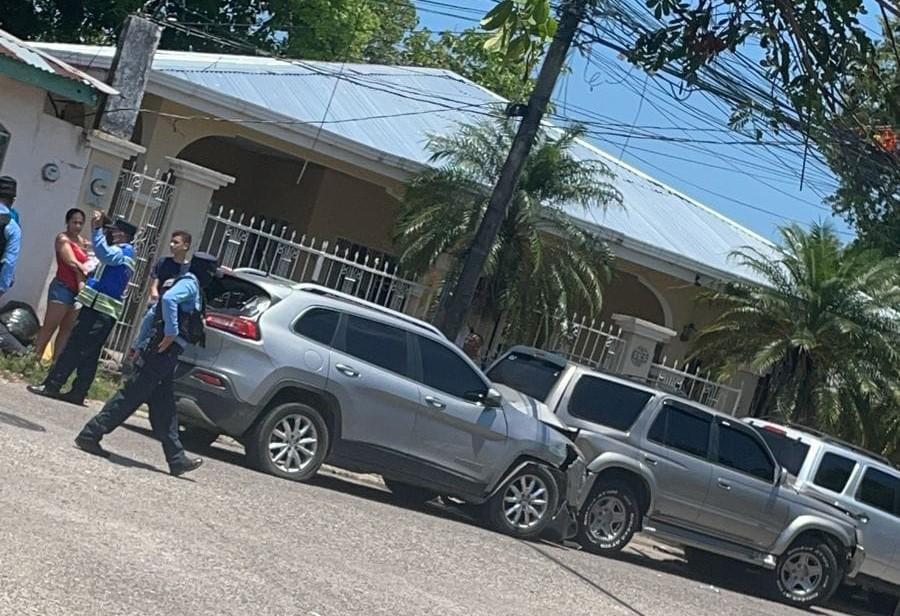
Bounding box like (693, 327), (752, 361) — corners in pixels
(0, 213), (9, 262)
(183, 291), (207, 347)
(0, 300), (40, 345)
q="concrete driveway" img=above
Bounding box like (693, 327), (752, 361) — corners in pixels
(0, 381), (891, 616)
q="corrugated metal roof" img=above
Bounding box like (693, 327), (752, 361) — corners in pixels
(1, 32), (117, 95)
(37, 44), (775, 282)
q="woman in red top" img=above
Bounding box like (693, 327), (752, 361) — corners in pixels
(34, 208), (90, 361)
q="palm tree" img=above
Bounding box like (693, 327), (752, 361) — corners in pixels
(691, 223), (900, 425)
(393, 119), (621, 341)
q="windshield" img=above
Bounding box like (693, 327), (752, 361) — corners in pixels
(487, 353), (564, 402)
(757, 429), (811, 477)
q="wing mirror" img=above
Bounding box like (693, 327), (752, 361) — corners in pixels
(484, 387), (503, 408)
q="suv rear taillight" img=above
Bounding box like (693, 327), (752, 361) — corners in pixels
(205, 313), (260, 340)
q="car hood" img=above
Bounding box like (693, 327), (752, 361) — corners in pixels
(493, 383), (572, 434)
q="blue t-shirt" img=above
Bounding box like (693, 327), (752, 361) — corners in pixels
(151, 257), (190, 291)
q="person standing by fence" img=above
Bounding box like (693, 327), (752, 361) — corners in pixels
(0, 176), (22, 301)
(29, 212), (136, 405)
(33, 208), (90, 361)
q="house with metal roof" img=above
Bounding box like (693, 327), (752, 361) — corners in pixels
(0, 31), (125, 313)
(36, 43), (770, 412)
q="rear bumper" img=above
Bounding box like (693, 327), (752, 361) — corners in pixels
(173, 362), (253, 437)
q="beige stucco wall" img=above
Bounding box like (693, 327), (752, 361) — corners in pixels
(0, 75), (91, 314)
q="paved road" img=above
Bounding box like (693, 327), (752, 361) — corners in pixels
(0, 381), (889, 616)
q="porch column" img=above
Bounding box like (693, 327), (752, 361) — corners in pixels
(612, 314), (676, 379)
(162, 157), (235, 251)
(79, 130), (146, 213)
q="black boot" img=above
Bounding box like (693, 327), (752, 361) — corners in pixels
(169, 456), (203, 477)
(27, 384), (61, 399)
(58, 391), (86, 406)
(74, 434), (111, 458)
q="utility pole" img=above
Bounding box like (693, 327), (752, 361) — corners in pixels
(95, 14), (162, 139)
(434, 0), (591, 340)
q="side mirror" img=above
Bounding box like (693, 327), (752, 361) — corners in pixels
(776, 466), (790, 486)
(484, 387), (503, 408)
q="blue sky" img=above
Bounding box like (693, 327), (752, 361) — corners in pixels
(414, 0), (882, 243)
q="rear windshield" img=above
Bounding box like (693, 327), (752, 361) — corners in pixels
(487, 353), (564, 402)
(206, 276), (272, 317)
(757, 429), (810, 477)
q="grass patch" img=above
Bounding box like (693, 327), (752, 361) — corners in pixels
(0, 353), (122, 402)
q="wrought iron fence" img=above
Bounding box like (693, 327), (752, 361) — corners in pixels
(531, 314), (625, 372)
(102, 167), (176, 361)
(647, 357), (743, 415)
(199, 206), (438, 319)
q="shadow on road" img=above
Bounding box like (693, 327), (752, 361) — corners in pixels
(0, 409), (46, 432)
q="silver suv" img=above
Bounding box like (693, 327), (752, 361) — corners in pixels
(487, 346), (865, 606)
(746, 418), (900, 598)
(172, 271), (586, 540)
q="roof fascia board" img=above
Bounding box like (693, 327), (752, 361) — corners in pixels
(0, 54), (99, 104)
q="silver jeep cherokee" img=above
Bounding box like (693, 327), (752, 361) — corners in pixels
(172, 271), (586, 540)
(487, 346), (866, 606)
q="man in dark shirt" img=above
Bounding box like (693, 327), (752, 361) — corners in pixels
(149, 230), (191, 303)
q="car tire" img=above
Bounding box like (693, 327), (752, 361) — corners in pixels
(382, 478), (439, 504)
(178, 425), (219, 451)
(486, 464), (559, 540)
(576, 481), (639, 555)
(246, 402), (329, 482)
(774, 537), (842, 607)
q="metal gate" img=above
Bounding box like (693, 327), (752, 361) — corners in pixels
(102, 167), (176, 361)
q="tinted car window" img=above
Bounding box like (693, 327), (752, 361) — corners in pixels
(487, 353), (563, 402)
(418, 336), (487, 400)
(343, 315), (407, 375)
(568, 375), (653, 431)
(293, 308), (339, 346)
(647, 403), (711, 458)
(857, 468), (900, 516)
(717, 423), (776, 482)
(757, 429), (810, 477)
(813, 453), (856, 494)
(206, 276), (271, 317)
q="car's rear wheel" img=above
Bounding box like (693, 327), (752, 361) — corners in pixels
(382, 478), (439, 504)
(486, 465), (558, 540)
(576, 481), (639, 555)
(246, 402), (329, 482)
(774, 538), (842, 607)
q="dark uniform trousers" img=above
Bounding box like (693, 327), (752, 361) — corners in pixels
(44, 307), (115, 398)
(78, 343), (189, 466)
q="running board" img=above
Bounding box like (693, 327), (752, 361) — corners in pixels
(642, 518), (777, 570)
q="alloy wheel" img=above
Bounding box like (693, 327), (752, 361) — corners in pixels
(502, 474), (550, 530)
(780, 552), (824, 598)
(268, 414), (319, 474)
(586, 495), (628, 542)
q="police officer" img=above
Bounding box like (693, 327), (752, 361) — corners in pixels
(0, 176), (22, 300)
(30, 211), (136, 404)
(73, 253), (220, 476)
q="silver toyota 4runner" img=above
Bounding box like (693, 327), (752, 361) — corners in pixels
(746, 418), (900, 599)
(172, 271), (587, 540)
(487, 346), (865, 606)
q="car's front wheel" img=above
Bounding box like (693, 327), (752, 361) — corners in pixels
(774, 538), (842, 607)
(246, 402), (329, 482)
(576, 481), (639, 555)
(486, 465), (558, 540)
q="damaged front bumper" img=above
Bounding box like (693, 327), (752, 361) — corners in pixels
(543, 452), (590, 542)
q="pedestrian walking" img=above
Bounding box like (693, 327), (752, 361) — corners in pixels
(73, 253), (220, 476)
(28, 211), (136, 405)
(127, 230), (191, 361)
(0, 176), (22, 300)
(33, 208), (90, 361)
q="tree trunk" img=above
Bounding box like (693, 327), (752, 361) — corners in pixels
(432, 0), (590, 340)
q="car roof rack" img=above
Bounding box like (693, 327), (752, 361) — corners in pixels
(295, 283), (444, 338)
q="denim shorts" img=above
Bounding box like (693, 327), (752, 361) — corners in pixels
(47, 278), (77, 305)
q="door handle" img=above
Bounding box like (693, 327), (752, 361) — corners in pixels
(643, 455), (659, 466)
(717, 479), (732, 491)
(424, 395), (446, 409)
(335, 363), (360, 378)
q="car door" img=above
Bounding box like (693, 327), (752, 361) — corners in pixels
(699, 419), (790, 549)
(325, 313), (420, 465)
(641, 401), (714, 527)
(852, 466), (900, 586)
(407, 334), (509, 497)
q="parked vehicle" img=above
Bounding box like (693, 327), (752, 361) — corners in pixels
(172, 271), (587, 540)
(486, 346), (865, 606)
(745, 418), (900, 598)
